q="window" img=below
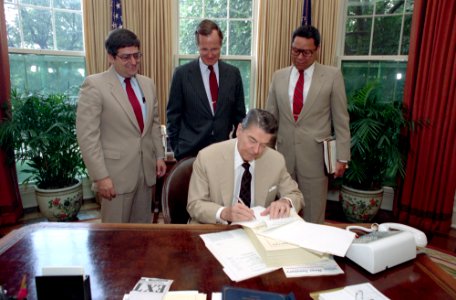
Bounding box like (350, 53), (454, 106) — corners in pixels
(177, 0), (255, 109)
(340, 0), (414, 102)
(5, 0), (85, 97)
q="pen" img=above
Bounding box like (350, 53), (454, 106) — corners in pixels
(236, 197), (256, 219)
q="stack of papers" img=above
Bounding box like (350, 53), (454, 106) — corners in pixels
(314, 283), (390, 300)
(200, 229), (279, 282)
(236, 207), (356, 257)
(201, 207), (354, 281)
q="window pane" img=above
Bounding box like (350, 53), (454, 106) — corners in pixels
(179, 58), (251, 109)
(372, 15), (401, 55)
(5, 4), (21, 48)
(179, 19), (200, 54)
(205, 0), (227, 18)
(217, 20), (228, 55)
(401, 14), (412, 55)
(19, 0), (50, 7)
(228, 20), (251, 55)
(227, 60), (251, 109)
(345, 17), (372, 55)
(230, 0), (252, 18)
(9, 53), (86, 98)
(55, 11), (83, 51)
(405, 0), (414, 13)
(20, 7), (53, 49)
(347, 1), (374, 16)
(375, 0), (404, 15)
(179, 0), (202, 18)
(342, 60), (406, 103)
(53, 0), (81, 10)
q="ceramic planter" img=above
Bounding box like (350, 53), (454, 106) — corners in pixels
(340, 185), (383, 223)
(35, 179), (83, 221)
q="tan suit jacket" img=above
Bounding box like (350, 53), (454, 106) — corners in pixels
(76, 66), (164, 194)
(187, 139), (304, 224)
(267, 63), (350, 178)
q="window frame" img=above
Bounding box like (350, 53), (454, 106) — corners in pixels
(336, 0), (413, 102)
(5, 0), (85, 54)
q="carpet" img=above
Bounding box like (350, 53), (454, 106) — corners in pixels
(424, 247), (456, 279)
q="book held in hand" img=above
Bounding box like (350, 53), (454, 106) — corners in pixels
(323, 137), (337, 174)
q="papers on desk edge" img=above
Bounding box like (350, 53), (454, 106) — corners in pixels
(200, 209), (354, 281)
(310, 282), (390, 300)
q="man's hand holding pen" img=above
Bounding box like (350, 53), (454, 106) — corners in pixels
(220, 197), (255, 222)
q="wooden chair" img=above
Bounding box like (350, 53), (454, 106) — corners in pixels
(161, 157), (195, 224)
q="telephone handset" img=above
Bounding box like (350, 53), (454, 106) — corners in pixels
(345, 223), (428, 274)
(377, 223), (428, 247)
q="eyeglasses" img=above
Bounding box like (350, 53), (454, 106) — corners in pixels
(291, 47), (316, 57)
(116, 52), (142, 62)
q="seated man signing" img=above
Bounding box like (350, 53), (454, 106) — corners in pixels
(187, 109), (304, 224)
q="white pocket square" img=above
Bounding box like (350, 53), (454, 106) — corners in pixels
(268, 185), (277, 192)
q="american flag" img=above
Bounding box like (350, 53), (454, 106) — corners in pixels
(112, 0), (123, 29)
(301, 0), (312, 26)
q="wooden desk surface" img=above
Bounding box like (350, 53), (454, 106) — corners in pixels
(1, 223), (455, 300)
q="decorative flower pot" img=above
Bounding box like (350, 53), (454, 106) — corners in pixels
(35, 179), (83, 221)
(340, 185), (383, 223)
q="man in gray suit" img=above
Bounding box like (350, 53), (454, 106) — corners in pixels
(267, 25), (350, 224)
(76, 29), (166, 223)
(187, 109), (304, 224)
(167, 19), (246, 160)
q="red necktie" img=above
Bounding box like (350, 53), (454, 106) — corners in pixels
(293, 70), (304, 122)
(208, 65), (218, 112)
(125, 78), (144, 133)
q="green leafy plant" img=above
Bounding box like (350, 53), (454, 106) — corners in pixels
(343, 81), (409, 190)
(0, 90), (85, 189)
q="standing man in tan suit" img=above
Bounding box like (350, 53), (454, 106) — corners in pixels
(77, 29), (166, 223)
(267, 25), (350, 224)
(187, 109), (303, 224)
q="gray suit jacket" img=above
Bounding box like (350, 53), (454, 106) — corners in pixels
(267, 63), (350, 178)
(166, 59), (246, 160)
(76, 66), (164, 193)
(187, 139), (304, 224)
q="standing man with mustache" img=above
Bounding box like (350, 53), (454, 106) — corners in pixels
(267, 25), (350, 224)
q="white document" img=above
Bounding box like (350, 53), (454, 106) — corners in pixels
(123, 277), (173, 300)
(200, 229), (279, 282)
(318, 283), (390, 300)
(282, 257), (344, 277)
(211, 292), (222, 300)
(233, 206), (300, 229)
(258, 219), (356, 257)
(164, 291), (207, 300)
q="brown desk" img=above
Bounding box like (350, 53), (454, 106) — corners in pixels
(1, 223), (455, 299)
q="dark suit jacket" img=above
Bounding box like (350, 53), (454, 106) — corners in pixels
(166, 59), (246, 160)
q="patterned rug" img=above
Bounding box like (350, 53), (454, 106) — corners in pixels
(424, 247), (456, 278)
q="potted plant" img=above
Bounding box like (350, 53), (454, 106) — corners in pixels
(340, 81), (408, 222)
(0, 90), (86, 221)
